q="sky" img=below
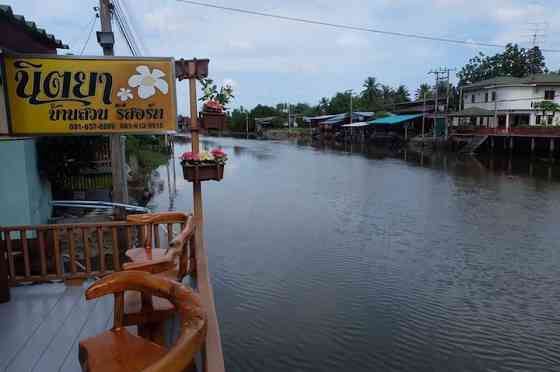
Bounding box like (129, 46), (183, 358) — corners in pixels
(9, 0), (560, 115)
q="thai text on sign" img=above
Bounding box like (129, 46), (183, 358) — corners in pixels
(2, 54), (177, 135)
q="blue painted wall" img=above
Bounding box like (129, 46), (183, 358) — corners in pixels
(0, 138), (51, 227)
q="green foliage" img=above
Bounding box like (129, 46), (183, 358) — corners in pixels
(415, 83), (433, 100)
(457, 44), (547, 86)
(198, 78), (235, 108)
(535, 100), (560, 113)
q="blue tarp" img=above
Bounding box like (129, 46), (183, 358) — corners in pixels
(369, 114), (422, 125)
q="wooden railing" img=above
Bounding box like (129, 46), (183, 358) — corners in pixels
(0, 214), (225, 372)
(0, 219), (185, 285)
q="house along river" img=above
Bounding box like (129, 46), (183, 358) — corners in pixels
(150, 137), (560, 372)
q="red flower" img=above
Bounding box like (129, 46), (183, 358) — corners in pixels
(204, 100), (224, 112)
(211, 148), (226, 158)
(181, 151), (199, 161)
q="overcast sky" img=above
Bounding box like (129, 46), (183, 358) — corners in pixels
(10, 0), (560, 114)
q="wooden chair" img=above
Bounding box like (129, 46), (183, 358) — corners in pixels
(125, 212), (190, 262)
(121, 218), (197, 342)
(79, 271), (206, 372)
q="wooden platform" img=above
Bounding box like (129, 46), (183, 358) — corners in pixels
(0, 281), (113, 372)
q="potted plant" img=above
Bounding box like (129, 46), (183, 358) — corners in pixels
(199, 79), (234, 130)
(180, 148), (227, 182)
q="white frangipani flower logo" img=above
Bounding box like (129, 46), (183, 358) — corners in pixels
(117, 88), (133, 102)
(128, 65), (169, 99)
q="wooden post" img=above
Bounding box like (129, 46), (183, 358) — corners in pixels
(189, 76), (204, 250)
(99, 0), (128, 216)
(0, 232), (10, 303)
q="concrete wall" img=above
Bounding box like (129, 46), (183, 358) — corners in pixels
(464, 85), (560, 112)
(0, 138), (51, 227)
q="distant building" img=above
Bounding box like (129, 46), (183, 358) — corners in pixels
(254, 116), (277, 132)
(0, 5), (68, 226)
(458, 75), (560, 129)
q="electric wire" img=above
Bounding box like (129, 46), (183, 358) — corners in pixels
(79, 13), (98, 55)
(175, 0), (560, 53)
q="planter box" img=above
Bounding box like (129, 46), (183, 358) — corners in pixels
(182, 164), (224, 182)
(200, 111), (226, 130)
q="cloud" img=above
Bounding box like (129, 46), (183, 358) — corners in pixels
(10, 0), (560, 111)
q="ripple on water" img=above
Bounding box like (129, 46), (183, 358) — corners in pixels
(161, 139), (560, 372)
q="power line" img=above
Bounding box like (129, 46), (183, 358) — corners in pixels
(175, 0), (560, 53)
(118, 0), (150, 55)
(112, 0), (140, 55)
(80, 12), (99, 55)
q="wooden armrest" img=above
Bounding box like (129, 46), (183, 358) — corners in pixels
(169, 218), (195, 248)
(127, 212), (190, 225)
(123, 258), (176, 273)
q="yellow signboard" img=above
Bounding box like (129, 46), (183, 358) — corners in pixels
(2, 54), (177, 135)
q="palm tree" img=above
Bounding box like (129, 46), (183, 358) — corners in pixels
(361, 77), (380, 107)
(318, 97), (330, 114)
(415, 83), (433, 100)
(395, 85), (411, 103)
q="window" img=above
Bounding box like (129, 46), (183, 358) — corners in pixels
(484, 92), (488, 102)
(545, 90), (555, 100)
(471, 94), (475, 103)
(536, 115), (553, 126)
(491, 91), (496, 101)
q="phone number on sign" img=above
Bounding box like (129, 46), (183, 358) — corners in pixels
(68, 123), (116, 131)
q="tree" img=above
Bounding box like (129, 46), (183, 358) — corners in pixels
(361, 77), (380, 109)
(457, 44), (547, 86)
(318, 97), (330, 114)
(327, 92), (353, 114)
(415, 83), (433, 100)
(380, 85), (395, 107)
(534, 100), (560, 126)
(394, 85), (411, 103)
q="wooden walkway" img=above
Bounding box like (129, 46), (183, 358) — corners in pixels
(0, 281), (112, 372)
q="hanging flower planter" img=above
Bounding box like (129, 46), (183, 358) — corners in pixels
(180, 148), (227, 182)
(200, 110), (227, 130)
(198, 79), (234, 130)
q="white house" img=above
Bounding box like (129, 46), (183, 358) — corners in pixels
(458, 74), (560, 129)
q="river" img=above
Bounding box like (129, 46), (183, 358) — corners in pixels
(151, 137), (560, 372)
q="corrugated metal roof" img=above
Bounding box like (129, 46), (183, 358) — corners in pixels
(369, 114), (422, 125)
(0, 5), (68, 49)
(342, 122), (369, 128)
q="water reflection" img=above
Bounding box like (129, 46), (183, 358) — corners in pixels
(151, 136), (560, 372)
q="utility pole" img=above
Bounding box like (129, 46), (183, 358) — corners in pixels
(245, 112), (249, 138)
(422, 92), (426, 138)
(98, 0), (128, 216)
(429, 67), (455, 140)
(348, 90), (353, 124)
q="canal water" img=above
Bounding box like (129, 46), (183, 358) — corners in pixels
(151, 137), (560, 372)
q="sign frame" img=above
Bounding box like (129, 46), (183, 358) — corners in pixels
(1, 51), (178, 136)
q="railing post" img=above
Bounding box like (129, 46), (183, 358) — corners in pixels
(0, 231), (10, 303)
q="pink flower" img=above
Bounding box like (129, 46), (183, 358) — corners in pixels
(211, 148), (226, 158)
(181, 151), (199, 161)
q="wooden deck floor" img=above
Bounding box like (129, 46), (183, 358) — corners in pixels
(0, 281), (113, 372)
